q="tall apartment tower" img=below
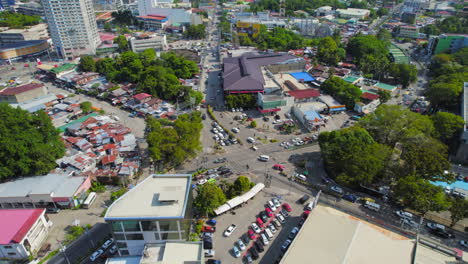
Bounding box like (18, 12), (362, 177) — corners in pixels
(41, 0), (101, 59)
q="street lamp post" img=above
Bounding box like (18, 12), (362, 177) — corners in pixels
(57, 240), (71, 264)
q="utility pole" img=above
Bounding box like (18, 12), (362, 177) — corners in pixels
(57, 240), (71, 264)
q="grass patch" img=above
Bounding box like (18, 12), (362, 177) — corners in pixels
(37, 249), (59, 264)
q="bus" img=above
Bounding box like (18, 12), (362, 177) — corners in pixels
(82, 192), (97, 209)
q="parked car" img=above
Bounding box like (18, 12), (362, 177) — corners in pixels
(342, 194), (358, 203)
(395, 211), (413, 220)
(245, 254), (253, 263)
(401, 218), (419, 229)
(289, 227), (299, 240)
(331, 186), (344, 194)
(268, 223), (277, 233)
(273, 164), (285, 171)
(430, 228), (454, 239)
(223, 224), (237, 237)
(281, 239), (292, 252)
(214, 157), (227, 163)
(273, 219), (282, 228)
(254, 240), (264, 252)
(202, 226), (216, 233)
(204, 249), (215, 257)
(101, 238), (114, 249)
(109, 245), (118, 254)
(233, 245), (241, 258)
(259, 212), (268, 223)
(426, 222), (445, 231)
(249, 247), (259, 260)
(265, 207), (274, 217)
(197, 179), (208, 185)
(248, 229), (256, 239)
(282, 203), (292, 212)
(298, 195), (310, 204)
(267, 200), (277, 211)
(251, 223), (261, 234)
(90, 249), (104, 261)
(272, 198), (281, 208)
(276, 214), (286, 224)
(237, 239), (246, 251)
(46, 208), (61, 214)
(280, 209), (289, 218)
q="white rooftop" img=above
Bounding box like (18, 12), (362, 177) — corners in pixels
(141, 242), (203, 264)
(104, 174), (191, 220)
(280, 205), (414, 264)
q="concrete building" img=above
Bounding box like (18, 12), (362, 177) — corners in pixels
(0, 83), (47, 104)
(427, 34), (468, 55)
(235, 18), (286, 37)
(14, 2), (45, 17)
(0, 209), (51, 259)
(92, 0), (123, 11)
(0, 40), (49, 61)
(456, 82), (468, 162)
(0, 0), (15, 9)
(104, 174), (193, 256)
(336, 8), (370, 19)
(0, 173), (91, 209)
(257, 93), (289, 114)
(315, 6), (334, 16)
(292, 18), (334, 37)
(41, 0), (101, 59)
(137, 6), (195, 26)
(137, 15), (169, 31)
(399, 25), (419, 38)
(402, 0), (431, 13)
(130, 35), (167, 52)
(0, 24), (49, 45)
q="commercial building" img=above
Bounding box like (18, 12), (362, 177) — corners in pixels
(0, 83), (47, 104)
(130, 35), (168, 52)
(235, 18), (286, 37)
(336, 8), (370, 19)
(137, 15), (169, 31)
(291, 105), (326, 131)
(315, 6), (334, 16)
(0, 24), (49, 45)
(399, 25), (419, 38)
(104, 174), (193, 256)
(222, 53), (304, 94)
(137, 6), (197, 27)
(456, 82), (468, 161)
(0, 40), (49, 61)
(427, 34), (468, 55)
(92, 0), (123, 11)
(257, 93), (289, 114)
(0, 209), (51, 259)
(402, 0), (430, 13)
(14, 2), (45, 17)
(0, 173), (91, 209)
(41, 0), (101, 59)
(292, 18), (334, 37)
(287, 89), (320, 103)
(0, 0), (15, 9)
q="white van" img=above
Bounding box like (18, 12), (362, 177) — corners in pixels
(364, 201), (381, 212)
(305, 201), (314, 211)
(260, 233), (269, 245)
(258, 155), (270, 162)
(294, 174), (307, 181)
(264, 229), (274, 241)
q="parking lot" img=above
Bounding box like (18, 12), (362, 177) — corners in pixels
(209, 186), (308, 263)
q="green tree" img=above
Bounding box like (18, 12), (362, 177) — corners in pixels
(347, 35), (390, 78)
(231, 176), (254, 196)
(80, 101), (93, 113)
(184, 24), (207, 39)
(114, 35), (129, 52)
(377, 7), (388, 16)
(394, 175), (451, 215)
(225, 94), (256, 108)
(104, 22), (112, 32)
(160, 52), (199, 79)
(320, 76), (362, 109)
(377, 90), (391, 104)
(319, 127), (391, 186)
(317, 37), (344, 65)
(389, 63), (417, 87)
(0, 12), (40, 28)
(349, 0), (367, 8)
(79, 55), (96, 72)
(426, 76), (464, 109)
(376, 28), (392, 46)
(194, 183), (227, 216)
(0, 104), (65, 180)
(250, 120), (257, 128)
(448, 197), (468, 226)
(422, 24), (441, 36)
(431, 112), (464, 145)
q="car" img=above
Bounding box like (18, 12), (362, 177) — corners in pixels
(342, 194), (358, 203)
(395, 211), (413, 220)
(273, 164), (285, 171)
(241, 233), (250, 244)
(268, 223), (277, 233)
(237, 239), (246, 251)
(459, 240), (468, 248)
(272, 219), (282, 228)
(249, 247), (259, 260)
(109, 245), (118, 254)
(265, 207), (274, 217)
(272, 198), (281, 208)
(46, 208), (60, 214)
(248, 229), (256, 239)
(202, 232), (213, 238)
(251, 223), (261, 234)
(282, 203), (292, 212)
(197, 179), (207, 185)
(247, 137), (256, 143)
(426, 222), (445, 231)
(267, 200), (277, 211)
(260, 233), (269, 245)
(276, 214), (286, 224)
(233, 245), (241, 258)
(204, 249), (215, 257)
(289, 227), (299, 239)
(223, 224), (237, 237)
(214, 157), (227, 163)
(331, 186), (344, 194)
(208, 174), (219, 179)
(298, 218), (305, 227)
(90, 249), (104, 261)
(102, 238), (114, 249)
(258, 215), (266, 226)
(430, 228), (454, 239)
(202, 226), (216, 233)
(254, 240), (265, 252)
(401, 218), (419, 229)
(298, 195), (310, 204)
(280, 209), (289, 218)
(281, 239), (292, 252)
(245, 254), (253, 263)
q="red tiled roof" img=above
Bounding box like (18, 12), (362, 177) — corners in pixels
(133, 93), (152, 101)
(101, 155), (117, 165)
(138, 15), (167, 21)
(0, 209), (44, 244)
(0, 83), (44, 96)
(287, 89), (320, 99)
(361, 92), (380, 100)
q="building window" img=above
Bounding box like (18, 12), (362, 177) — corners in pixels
(7, 252), (16, 256)
(116, 242), (127, 248)
(120, 250), (129, 256)
(141, 221), (157, 231)
(161, 232), (180, 240)
(158, 219), (178, 232)
(4, 245), (13, 249)
(114, 234), (125, 240)
(125, 233), (143, 240)
(111, 222), (123, 232)
(122, 221), (140, 232)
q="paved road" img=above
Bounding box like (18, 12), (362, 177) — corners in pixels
(49, 223), (110, 264)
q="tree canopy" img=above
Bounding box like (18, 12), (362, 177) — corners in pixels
(241, 26), (306, 51)
(422, 16), (468, 34)
(184, 24), (206, 39)
(320, 76), (362, 109)
(194, 183), (226, 216)
(114, 35), (129, 52)
(317, 37), (345, 65)
(0, 12), (40, 28)
(347, 34), (390, 78)
(249, 0), (345, 15)
(0, 104), (65, 180)
(431, 112), (464, 147)
(79, 56), (96, 72)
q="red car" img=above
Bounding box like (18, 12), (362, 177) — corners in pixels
(265, 207), (274, 217)
(248, 229), (256, 239)
(282, 203), (292, 212)
(273, 164), (285, 171)
(256, 217), (264, 227)
(202, 226), (216, 233)
(302, 210), (311, 219)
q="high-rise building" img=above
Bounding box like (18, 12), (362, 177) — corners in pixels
(41, 0), (100, 59)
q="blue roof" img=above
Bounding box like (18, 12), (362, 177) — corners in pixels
(431, 180), (468, 192)
(290, 72), (315, 82)
(304, 110), (322, 121)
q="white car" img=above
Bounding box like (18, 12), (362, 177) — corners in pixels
(251, 223), (261, 234)
(237, 239), (246, 251)
(223, 224), (237, 237)
(395, 210), (413, 220)
(204, 249), (215, 257)
(272, 197), (281, 208)
(426, 222), (445, 231)
(401, 218), (419, 229)
(90, 249), (104, 261)
(273, 119), (282, 124)
(109, 245), (118, 254)
(197, 179), (207, 185)
(276, 214), (286, 224)
(233, 245), (241, 258)
(268, 223), (277, 233)
(102, 238), (114, 249)
(460, 240), (468, 248)
(331, 186), (344, 194)
(247, 137), (255, 143)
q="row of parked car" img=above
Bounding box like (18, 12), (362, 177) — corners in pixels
(211, 121), (238, 146)
(89, 238), (117, 261)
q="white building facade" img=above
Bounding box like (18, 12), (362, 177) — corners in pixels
(41, 0), (101, 59)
